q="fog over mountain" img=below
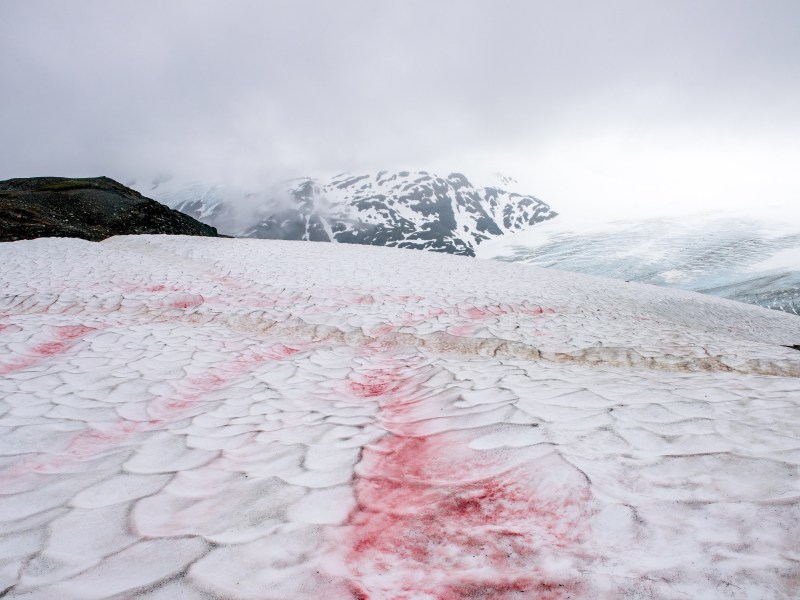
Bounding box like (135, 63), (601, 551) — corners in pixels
(152, 171), (556, 256)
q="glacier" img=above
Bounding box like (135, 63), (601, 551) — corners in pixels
(477, 211), (800, 316)
(1, 235), (800, 599)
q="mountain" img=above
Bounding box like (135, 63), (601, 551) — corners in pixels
(0, 177), (220, 242)
(2, 235), (799, 598)
(152, 171), (557, 256)
(477, 212), (800, 316)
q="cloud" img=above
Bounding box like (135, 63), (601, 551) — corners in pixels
(1, 0), (799, 217)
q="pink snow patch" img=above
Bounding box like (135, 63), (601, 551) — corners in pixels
(0, 324), (96, 374)
(342, 293), (376, 306)
(341, 361), (590, 599)
(31, 325), (95, 358)
(386, 304), (556, 331)
(447, 323), (475, 337)
(147, 343), (304, 421)
(348, 367), (408, 399)
(462, 305), (557, 320)
(1, 419), (150, 481)
(154, 293), (204, 310)
(3, 342), (308, 480)
(370, 324), (398, 337)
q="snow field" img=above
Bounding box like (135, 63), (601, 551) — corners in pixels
(1, 236), (799, 598)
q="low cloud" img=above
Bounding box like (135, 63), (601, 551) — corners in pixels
(2, 0), (799, 217)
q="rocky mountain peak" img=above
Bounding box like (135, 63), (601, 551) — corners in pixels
(156, 170), (556, 256)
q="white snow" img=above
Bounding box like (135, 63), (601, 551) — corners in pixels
(1, 235), (800, 599)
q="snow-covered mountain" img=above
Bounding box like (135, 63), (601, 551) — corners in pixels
(2, 236), (799, 598)
(151, 171), (557, 256)
(478, 212), (800, 316)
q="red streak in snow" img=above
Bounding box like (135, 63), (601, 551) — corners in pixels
(348, 367), (408, 399)
(390, 303), (557, 332)
(0, 342), (307, 484)
(1, 419), (152, 481)
(341, 359), (588, 599)
(462, 305), (557, 320)
(369, 324), (398, 337)
(447, 323), (474, 337)
(0, 324), (96, 374)
(147, 343), (304, 422)
(137, 293), (204, 310)
(344, 293), (376, 306)
(165, 295), (204, 309)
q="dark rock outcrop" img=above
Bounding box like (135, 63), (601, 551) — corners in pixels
(0, 176), (220, 242)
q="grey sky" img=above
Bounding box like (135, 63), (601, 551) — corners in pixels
(2, 0), (799, 217)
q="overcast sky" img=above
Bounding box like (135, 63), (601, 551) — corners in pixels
(2, 0), (799, 218)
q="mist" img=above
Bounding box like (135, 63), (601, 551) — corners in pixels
(2, 0), (799, 219)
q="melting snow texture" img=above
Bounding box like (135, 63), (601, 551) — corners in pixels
(1, 236), (800, 599)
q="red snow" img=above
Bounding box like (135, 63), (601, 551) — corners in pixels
(392, 294), (425, 303)
(463, 306), (495, 319)
(121, 283), (181, 294)
(370, 324), (398, 337)
(387, 303), (556, 331)
(447, 323), (474, 337)
(341, 360), (589, 599)
(397, 307), (446, 327)
(147, 343), (303, 421)
(462, 305), (556, 320)
(0, 342), (306, 483)
(348, 368), (407, 399)
(342, 293), (376, 306)
(164, 294), (204, 309)
(59, 419), (144, 459)
(29, 341), (69, 357)
(3, 419), (150, 479)
(32, 326), (94, 358)
(0, 324), (96, 374)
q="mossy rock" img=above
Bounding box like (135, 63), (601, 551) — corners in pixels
(35, 179), (96, 192)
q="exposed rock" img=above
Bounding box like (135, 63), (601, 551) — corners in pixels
(0, 176), (220, 242)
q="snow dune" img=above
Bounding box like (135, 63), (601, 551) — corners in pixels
(1, 236), (799, 599)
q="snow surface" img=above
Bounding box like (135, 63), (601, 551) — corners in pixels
(1, 235), (800, 599)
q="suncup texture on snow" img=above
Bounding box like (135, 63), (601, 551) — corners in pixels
(1, 236), (800, 598)
(0, 177), (220, 242)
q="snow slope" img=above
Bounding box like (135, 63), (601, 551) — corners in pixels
(1, 236), (800, 599)
(153, 171), (557, 255)
(478, 212), (800, 316)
